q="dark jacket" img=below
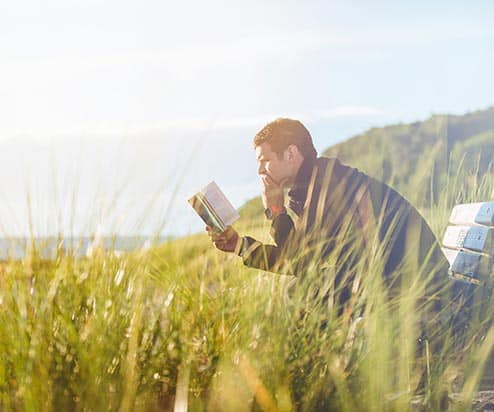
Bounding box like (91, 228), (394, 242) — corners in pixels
(240, 156), (450, 311)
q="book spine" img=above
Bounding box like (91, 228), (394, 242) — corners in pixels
(200, 194), (226, 232)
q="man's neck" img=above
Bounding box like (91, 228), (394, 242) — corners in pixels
(287, 156), (309, 189)
(287, 156), (317, 216)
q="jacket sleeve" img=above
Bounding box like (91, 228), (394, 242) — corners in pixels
(240, 213), (295, 273)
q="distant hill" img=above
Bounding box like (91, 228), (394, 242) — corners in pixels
(323, 106), (494, 207)
(240, 106), (494, 220)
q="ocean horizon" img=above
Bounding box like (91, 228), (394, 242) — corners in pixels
(0, 235), (171, 260)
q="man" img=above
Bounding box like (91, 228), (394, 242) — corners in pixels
(206, 118), (473, 402)
(208, 118), (449, 290)
(207, 118), (462, 350)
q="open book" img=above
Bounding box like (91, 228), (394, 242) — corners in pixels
(188, 181), (240, 232)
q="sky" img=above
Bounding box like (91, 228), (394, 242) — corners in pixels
(1, 0), (493, 237)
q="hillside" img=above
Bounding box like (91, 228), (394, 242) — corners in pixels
(323, 106), (494, 207)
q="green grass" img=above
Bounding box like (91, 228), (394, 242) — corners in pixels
(1, 177), (494, 411)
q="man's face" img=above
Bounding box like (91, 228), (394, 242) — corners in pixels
(255, 142), (294, 187)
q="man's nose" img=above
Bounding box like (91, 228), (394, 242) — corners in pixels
(258, 164), (265, 175)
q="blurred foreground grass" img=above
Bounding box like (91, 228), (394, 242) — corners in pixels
(1, 176), (494, 411)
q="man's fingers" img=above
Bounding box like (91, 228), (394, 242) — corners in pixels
(206, 226), (225, 240)
(262, 174), (280, 187)
(261, 174), (275, 188)
(207, 225), (238, 253)
(213, 239), (228, 250)
(211, 233), (224, 241)
(223, 226), (237, 239)
(210, 230), (230, 242)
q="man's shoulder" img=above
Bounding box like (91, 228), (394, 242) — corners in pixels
(316, 156), (401, 195)
(316, 156), (341, 170)
(317, 156), (354, 170)
(316, 156), (360, 178)
(317, 156), (389, 187)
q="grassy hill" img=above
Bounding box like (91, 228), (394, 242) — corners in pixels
(323, 106), (494, 208)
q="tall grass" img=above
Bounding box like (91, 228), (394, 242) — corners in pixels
(0, 170), (494, 411)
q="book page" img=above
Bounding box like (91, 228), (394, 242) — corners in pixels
(202, 182), (239, 226)
(188, 181), (239, 232)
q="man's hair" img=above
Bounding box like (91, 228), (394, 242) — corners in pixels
(253, 118), (317, 160)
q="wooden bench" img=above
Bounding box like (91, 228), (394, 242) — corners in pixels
(442, 202), (494, 285)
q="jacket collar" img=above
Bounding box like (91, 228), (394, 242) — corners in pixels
(288, 156), (317, 216)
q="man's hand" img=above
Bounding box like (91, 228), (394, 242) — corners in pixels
(261, 174), (285, 209)
(206, 225), (241, 254)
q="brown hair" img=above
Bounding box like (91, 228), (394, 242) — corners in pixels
(253, 118), (317, 160)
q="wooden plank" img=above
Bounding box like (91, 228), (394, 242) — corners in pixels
(449, 202), (494, 226)
(442, 225), (494, 253)
(442, 247), (492, 285)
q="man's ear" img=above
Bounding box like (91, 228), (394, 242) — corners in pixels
(286, 144), (299, 161)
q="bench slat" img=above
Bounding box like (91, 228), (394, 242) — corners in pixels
(442, 225), (494, 253)
(449, 202), (494, 226)
(442, 247), (491, 284)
